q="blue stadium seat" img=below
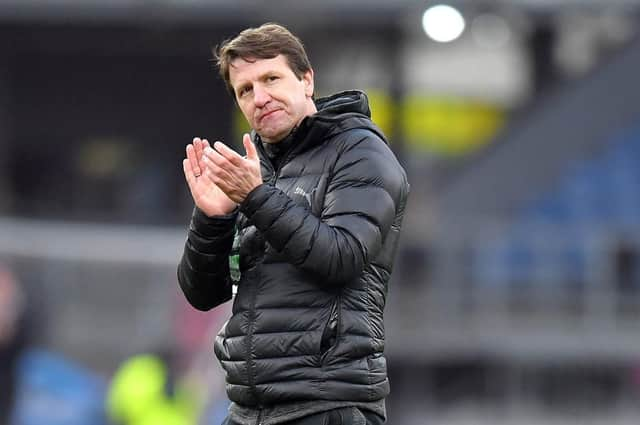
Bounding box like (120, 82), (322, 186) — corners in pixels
(474, 125), (640, 290)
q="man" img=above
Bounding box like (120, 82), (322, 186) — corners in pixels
(178, 23), (409, 425)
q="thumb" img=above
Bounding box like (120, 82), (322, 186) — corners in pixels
(243, 133), (258, 161)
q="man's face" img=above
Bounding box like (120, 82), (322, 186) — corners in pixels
(229, 55), (315, 143)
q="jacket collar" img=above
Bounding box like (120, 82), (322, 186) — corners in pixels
(252, 90), (385, 169)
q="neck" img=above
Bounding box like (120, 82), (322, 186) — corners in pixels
(261, 128), (297, 169)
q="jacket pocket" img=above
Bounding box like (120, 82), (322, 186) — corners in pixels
(320, 297), (340, 359)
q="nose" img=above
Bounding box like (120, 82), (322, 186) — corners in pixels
(253, 84), (271, 108)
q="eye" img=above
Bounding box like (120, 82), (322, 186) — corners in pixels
(267, 75), (279, 82)
(238, 86), (252, 97)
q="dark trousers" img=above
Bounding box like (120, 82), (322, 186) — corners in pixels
(222, 407), (385, 425)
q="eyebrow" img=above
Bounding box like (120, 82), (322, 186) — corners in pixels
(234, 69), (282, 92)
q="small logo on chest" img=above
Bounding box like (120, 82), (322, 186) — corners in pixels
(293, 186), (312, 207)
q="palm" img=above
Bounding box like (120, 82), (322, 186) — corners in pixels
(183, 138), (236, 217)
(192, 172), (236, 216)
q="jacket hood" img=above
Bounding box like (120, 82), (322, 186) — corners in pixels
(314, 90), (371, 118)
(252, 90), (387, 162)
(294, 90), (386, 150)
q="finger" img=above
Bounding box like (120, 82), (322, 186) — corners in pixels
(194, 138), (205, 163)
(204, 146), (237, 172)
(213, 141), (244, 166)
(243, 133), (258, 161)
(187, 138), (202, 177)
(183, 158), (196, 190)
(203, 146), (225, 166)
(186, 144), (198, 174)
(203, 148), (234, 175)
(197, 139), (211, 171)
(203, 157), (234, 189)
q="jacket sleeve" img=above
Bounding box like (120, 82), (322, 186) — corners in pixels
(239, 133), (407, 286)
(177, 207), (237, 310)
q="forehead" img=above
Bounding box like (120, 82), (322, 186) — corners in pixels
(228, 55), (292, 87)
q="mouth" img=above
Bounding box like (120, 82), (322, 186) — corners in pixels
(258, 109), (281, 122)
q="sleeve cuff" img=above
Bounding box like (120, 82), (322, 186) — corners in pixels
(190, 206), (238, 237)
(239, 184), (272, 218)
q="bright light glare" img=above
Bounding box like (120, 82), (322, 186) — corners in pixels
(422, 5), (466, 43)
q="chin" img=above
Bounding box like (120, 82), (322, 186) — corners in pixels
(261, 135), (284, 144)
(259, 129), (290, 144)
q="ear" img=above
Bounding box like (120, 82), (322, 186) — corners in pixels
(303, 69), (314, 98)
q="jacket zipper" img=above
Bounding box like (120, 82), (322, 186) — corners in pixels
(248, 139), (298, 405)
(255, 408), (263, 425)
(246, 266), (261, 404)
(320, 298), (339, 352)
(321, 295), (342, 364)
(260, 138), (297, 185)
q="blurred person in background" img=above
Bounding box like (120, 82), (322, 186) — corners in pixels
(106, 350), (199, 425)
(0, 264), (28, 425)
(177, 23), (409, 425)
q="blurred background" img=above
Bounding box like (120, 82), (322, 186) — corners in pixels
(1, 0), (640, 424)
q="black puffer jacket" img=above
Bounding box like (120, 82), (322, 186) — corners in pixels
(178, 90), (409, 407)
